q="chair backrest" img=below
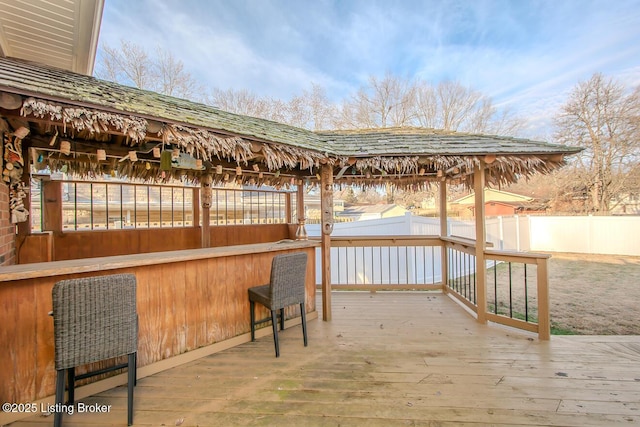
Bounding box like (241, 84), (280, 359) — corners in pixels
(269, 252), (308, 310)
(52, 273), (137, 370)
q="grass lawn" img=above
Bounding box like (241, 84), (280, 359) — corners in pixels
(486, 252), (640, 335)
(546, 253), (640, 335)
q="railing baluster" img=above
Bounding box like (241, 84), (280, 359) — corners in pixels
(105, 183), (109, 230)
(465, 252), (469, 299)
(493, 261), (498, 314)
(524, 263), (528, 322)
(508, 262), (513, 318)
(90, 183), (94, 230)
(73, 182), (78, 230)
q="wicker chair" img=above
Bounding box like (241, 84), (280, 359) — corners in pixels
(248, 252), (308, 357)
(51, 274), (138, 426)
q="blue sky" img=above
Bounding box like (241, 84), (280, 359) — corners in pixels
(98, 0), (640, 138)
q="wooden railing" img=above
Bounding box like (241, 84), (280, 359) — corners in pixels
(30, 179), (296, 232)
(327, 236), (443, 290)
(322, 235), (551, 339)
(442, 237), (479, 314)
(484, 249), (550, 340)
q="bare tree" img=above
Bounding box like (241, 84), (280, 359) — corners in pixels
(208, 85), (331, 129)
(414, 83), (437, 128)
(95, 40), (202, 100)
(335, 73), (417, 128)
(285, 86), (332, 129)
(155, 49), (201, 99)
(97, 40), (153, 89)
(337, 75), (522, 133)
(436, 81), (483, 130)
(555, 73), (640, 213)
(207, 88), (270, 117)
(207, 89), (282, 123)
(413, 80), (524, 134)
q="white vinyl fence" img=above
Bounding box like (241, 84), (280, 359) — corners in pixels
(307, 213), (640, 256)
(308, 213), (639, 287)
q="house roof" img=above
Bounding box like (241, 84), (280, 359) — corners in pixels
(453, 188), (535, 205)
(339, 204), (407, 217)
(0, 0), (104, 75)
(0, 56), (581, 188)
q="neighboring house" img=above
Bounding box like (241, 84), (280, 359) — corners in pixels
(451, 188), (547, 217)
(337, 204), (408, 221)
(610, 192), (640, 215)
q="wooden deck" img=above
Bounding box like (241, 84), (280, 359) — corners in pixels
(7, 292), (640, 426)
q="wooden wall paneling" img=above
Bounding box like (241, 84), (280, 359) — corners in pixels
(17, 233), (52, 263)
(305, 247), (316, 313)
(136, 265), (164, 366)
(183, 258), (201, 352)
(205, 256), (227, 343)
(209, 225), (228, 247)
(49, 228), (201, 261)
(0, 283), (18, 402)
(34, 276), (56, 399)
(10, 279), (38, 403)
(173, 260), (191, 353)
(231, 254), (249, 335)
(191, 258), (210, 349)
(0, 241), (319, 404)
(160, 262), (182, 358)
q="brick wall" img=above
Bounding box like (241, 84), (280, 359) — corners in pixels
(0, 182), (15, 265)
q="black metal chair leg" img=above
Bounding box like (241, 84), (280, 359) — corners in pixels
(250, 301), (256, 341)
(300, 303), (308, 347)
(54, 369), (65, 427)
(67, 367), (75, 404)
(271, 310), (280, 357)
(280, 308), (285, 330)
(127, 353), (135, 426)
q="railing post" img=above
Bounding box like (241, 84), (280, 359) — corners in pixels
(200, 175), (212, 248)
(474, 162), (487, 324)
(320, 164), (333, 321)
(439, 180), (448, 291)
(537, 257), (551, 340)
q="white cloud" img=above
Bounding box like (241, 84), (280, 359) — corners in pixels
(97, 0), (640, 136)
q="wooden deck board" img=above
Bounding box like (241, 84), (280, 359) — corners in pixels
(7, 292), (640, 426)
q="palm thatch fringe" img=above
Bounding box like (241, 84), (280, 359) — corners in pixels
(21, 98), (148, 143)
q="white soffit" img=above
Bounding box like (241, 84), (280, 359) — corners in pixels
(0, 0), (104, 75)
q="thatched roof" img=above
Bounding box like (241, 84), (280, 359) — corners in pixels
(0, 56), (580, 188)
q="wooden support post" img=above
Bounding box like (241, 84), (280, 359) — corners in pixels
(42, 180), (62, 233)
(439, 180), (448, 292)
(474, 162), (487, 324)
(320, 164), (333, 321)
(192, 187), (201, 245)
(295, 182), (307, 240)
(200, 175), (212, 248)
(285, 192), (292, 224)
(537, 257), (551, 340)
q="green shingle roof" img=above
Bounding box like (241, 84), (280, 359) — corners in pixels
(0, 56), (325, 152)
(318, 128), (580, 157)
(0, 57), (579, 158)
(0, 56), (581, 186)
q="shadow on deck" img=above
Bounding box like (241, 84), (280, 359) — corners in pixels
(8, 292), (640, 426)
